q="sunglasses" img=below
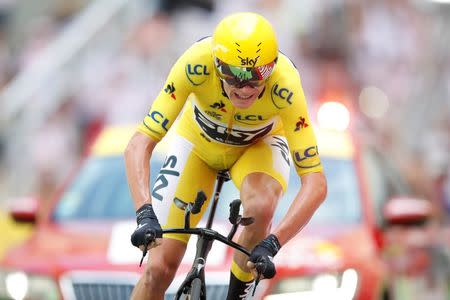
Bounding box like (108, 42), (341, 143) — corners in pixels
(220, 76), (266, 88)
(215, 58), (275, 88)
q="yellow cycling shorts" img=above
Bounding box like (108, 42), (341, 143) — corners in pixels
(151, 133), (291, 243)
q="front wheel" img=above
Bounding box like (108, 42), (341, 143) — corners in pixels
(189, 277), (202, 300)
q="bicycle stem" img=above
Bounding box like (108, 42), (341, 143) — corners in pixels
(205, 170), (229, 229)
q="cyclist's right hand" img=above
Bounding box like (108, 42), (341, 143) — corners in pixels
(131, 204), (163, 250)
(247, 234), (281, 279)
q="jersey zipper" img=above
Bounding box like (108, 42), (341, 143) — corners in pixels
(221, 106), (236, 168)
(225, 106), (236, 143)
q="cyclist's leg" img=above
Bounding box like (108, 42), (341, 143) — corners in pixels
(130, 238), (187, 299)
(130, 134), (217, 300)
(227, 135), (290, 299)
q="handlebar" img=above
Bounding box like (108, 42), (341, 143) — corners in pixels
(136, 171), (266, 297)
(142, 227), (251, 257)
(138, 191), (264, 296)
(139, 196), (253, 266)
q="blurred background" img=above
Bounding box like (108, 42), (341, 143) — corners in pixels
(0, 0), (449, 298)
(2, 0), (449, 222)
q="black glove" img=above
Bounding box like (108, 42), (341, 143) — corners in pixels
(131, 204), (163, 248)
(249, 234), (281, 279)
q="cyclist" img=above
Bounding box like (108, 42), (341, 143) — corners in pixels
(125, 12), (327, 299)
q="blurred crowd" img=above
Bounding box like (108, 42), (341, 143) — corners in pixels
(0, 0), (449, 223)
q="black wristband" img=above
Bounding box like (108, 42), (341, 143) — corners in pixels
(261, 234), (281, 256)
(136, 203), (157, 224)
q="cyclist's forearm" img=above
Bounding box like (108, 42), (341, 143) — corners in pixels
(125, 132), (158, 210)
(272, 172), (327, 246)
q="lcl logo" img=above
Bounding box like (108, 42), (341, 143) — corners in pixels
(271, 83), (294, 109)
(186, 64), (210, 86)
(186, 64), (210, 75)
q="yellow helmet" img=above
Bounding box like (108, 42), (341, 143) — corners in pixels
(212, 12), (278, 68)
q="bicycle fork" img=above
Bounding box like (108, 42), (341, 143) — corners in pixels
(175, 228), (216, 299)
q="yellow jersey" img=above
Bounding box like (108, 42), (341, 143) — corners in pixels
(138, 37), (322, 176)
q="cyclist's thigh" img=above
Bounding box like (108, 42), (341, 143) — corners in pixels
(230, 135), (291, 192)
(151, 134), (216, 243)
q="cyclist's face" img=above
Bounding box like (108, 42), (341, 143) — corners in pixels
(215, 57), (274, 109)
(222, 80), (265, 109)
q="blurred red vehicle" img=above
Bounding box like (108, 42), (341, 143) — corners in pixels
(0, 102), (442, 300)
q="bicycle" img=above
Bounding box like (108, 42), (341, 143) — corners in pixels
(138, 170), (265, 300)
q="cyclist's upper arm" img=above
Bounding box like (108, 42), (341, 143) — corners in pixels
(277, 64), (322, 176)
(138, 40), (210, 141)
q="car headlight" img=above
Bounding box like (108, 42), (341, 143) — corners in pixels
(265, 269), (358, 300)
(0, 269), (60, 300)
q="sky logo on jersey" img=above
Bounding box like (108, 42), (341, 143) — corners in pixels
(295, 116), (309, 132)
(185, 64), (210, 86)
(194, 106), (273, 146)
(293, 146), (321, 169)
(271, 83), (293, 109)
(164, 82), (176, 100)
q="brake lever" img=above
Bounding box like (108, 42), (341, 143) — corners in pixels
(139, 241), (149, 267)
(252, 262), (264, 296)
(253, 272), (261, 296)
(139, 231), (155, 267)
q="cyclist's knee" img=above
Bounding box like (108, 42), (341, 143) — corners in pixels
(246, 199), (276, 226)
(241, 173), (281, 225)
(143, 260), (178, 289)
(143, 244), (184, 290)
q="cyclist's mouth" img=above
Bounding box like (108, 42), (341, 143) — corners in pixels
(236, 94), (252, 99)
(230, 92), (258, 108)
(233, 92), (256, 101)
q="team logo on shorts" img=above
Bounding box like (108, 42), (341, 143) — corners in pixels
(152, 155), (180, 201)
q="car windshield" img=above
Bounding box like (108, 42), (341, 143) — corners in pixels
(53, 155), (361, 225)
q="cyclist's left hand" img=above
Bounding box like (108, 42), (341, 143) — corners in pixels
(131, 203), (163, 251)
(247, 234), (281, 279)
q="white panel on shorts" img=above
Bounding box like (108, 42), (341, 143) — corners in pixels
(264, 135), (291, 188)
(151, 135), (193, 225)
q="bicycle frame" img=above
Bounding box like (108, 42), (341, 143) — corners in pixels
(162, 170), (251, 299)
